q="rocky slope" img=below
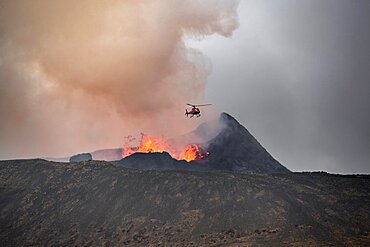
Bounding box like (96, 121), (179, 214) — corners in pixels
(1, 159), (369, 246)
(204, 113), (289, 173)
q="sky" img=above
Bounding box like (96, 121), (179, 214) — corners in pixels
(0, 0), (369, 174)
(188, 0), (370, 174)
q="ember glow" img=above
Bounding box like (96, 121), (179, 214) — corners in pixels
(122, 134), (208, 162)
(178, 144), (208, 162)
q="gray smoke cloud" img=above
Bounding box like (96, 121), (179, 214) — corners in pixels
(0, 0), (240, 159)
(190, 0), (370, 174)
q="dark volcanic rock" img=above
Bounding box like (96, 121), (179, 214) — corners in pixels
(204, 112), (290, 173)
(116, 152), (212, 172)
(118, 152), (187, 170)
(69, 153), (92, 162)
(0, 159), (369, 246)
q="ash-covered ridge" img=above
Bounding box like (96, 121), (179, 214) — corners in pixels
(115, 112), (290, 174)
(204, 112), (289, 173)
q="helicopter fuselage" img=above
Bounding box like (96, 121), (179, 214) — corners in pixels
(185, 107), (201, 117)
(185, 103), (211, 118)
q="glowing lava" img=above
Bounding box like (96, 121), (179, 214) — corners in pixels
(178, 144), (205, 162)
(122, 133), (208, 162)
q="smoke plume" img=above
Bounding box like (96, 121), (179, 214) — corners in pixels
(0, 0), (239, 158)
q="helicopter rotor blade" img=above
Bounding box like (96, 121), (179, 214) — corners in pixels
(186, 103), (212, 107)
(193, 104), (212, 107)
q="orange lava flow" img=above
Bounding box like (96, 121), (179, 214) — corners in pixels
(178, 144), (204, 162)
(122, 134), (208, 162)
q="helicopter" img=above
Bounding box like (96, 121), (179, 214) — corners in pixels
(185, 103), (212, 118)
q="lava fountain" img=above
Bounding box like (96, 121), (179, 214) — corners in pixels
(122, 133), (208, 162)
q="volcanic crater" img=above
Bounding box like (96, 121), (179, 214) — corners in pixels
(84, 112), (290, 174)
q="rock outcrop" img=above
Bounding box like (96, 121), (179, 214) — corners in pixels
(69, 153), (92, 162)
